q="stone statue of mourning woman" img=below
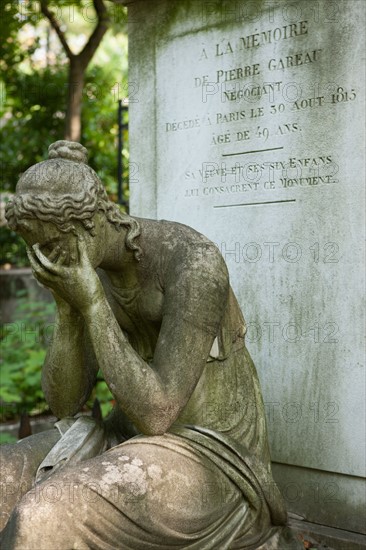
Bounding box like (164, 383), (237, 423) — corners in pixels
(0, 141), (301, 549)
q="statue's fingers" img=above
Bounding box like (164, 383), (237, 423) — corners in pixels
(47, 245), (61, 262)
(68, 238), (78, 265)
(33, 244), (61, 275)
(27, 248), (52, 281)
(26, 245), (34, 259)
(57, 249), (68, 266)
(76, 234), (89, 264)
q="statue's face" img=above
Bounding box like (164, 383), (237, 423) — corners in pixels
(17, 219), (80, 266)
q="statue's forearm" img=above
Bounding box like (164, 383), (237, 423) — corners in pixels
(81, 298), (170, 435)
(42, 306), (98, 418)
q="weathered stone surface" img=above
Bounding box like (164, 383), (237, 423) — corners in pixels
(126, 0), (366, 532)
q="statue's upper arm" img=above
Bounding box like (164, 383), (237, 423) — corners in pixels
(152, 247), (229, 410)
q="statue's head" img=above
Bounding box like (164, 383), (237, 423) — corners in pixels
(5, 140), (141, 261)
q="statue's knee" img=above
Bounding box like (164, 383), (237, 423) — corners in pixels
(0, 450), (30, 531)
(1, 495), (57, 548)
(12, 501), (33, 532)
(14, 485), (63, 532)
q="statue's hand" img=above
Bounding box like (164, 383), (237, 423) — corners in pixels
(27, 236), (104, 313)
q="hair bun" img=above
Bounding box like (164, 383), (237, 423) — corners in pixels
(48, 140), (88, 164)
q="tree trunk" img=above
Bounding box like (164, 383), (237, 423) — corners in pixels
(65, 58), (85, 142)
(40, 1), (109, 142)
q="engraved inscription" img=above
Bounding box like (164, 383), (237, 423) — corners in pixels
(158, 16), (359, 202)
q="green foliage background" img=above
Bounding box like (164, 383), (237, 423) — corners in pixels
(0, 1), (130, 266)
(1, 292), (114, 426)
(0, 2), (126, 430)
(0, 292), (56, 417)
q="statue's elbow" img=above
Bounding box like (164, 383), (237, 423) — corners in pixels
(43, 386), (82, 419)
(42, 374), (87, 419)
(136, 410), (176, 436)
(140, 426), (167, 436)
(48, 401), (80, 419)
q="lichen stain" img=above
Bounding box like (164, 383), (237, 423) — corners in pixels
(118, 455), (130, 462)
(99, 461), (148, 497)
(147, 464), (162, 480)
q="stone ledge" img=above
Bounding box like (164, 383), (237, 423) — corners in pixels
(289, 517), (366, 550)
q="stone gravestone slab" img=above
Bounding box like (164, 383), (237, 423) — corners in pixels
(125, 0), (365, 533)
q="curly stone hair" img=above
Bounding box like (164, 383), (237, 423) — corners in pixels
(5, 141), (142, 261)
